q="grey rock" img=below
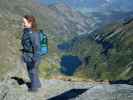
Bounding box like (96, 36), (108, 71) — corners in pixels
(0, 77), (133, 100)
(74, 84), (133, 100)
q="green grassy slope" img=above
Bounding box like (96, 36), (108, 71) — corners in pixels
(0, 0), (93, 80)
(69, 19), (133, 81)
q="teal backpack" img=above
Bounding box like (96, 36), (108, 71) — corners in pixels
(39, 30), (48, 56)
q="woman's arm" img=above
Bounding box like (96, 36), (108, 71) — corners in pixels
(30, 31), (40, 61)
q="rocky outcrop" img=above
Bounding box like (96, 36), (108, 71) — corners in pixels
(74, 84), (133, 100)
(0, 76), (132, 100)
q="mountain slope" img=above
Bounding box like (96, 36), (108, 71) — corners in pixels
(93, 18), (133, 80)
(39, 0), (133, 12)
(59, 17), (133, 80)
(0, 0), (94, 79)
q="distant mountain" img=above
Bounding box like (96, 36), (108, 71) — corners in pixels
(46, 3), (96, 36)
(39, 0), (133, 30)
(39, 0), (133, 12)
(103, 0), (133, 12)
(89, 11), (133, 27)
(58, 17), (133, 80)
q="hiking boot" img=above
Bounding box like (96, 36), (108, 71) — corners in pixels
(28, 87), (38, 92)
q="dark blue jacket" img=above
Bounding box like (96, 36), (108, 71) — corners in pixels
(21, 28), (40, 62)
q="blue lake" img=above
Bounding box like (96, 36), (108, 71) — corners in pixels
(60, 55), (82, 76)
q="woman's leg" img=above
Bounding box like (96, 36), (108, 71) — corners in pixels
(33, 59), (42, 88)
(26, 59), (41, 90)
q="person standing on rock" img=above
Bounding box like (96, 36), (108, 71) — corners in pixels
(21, 15), (42, 92)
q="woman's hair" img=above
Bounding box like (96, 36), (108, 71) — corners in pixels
(23, 15), (38, 32)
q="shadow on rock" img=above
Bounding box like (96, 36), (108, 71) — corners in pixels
(11, 76), (31, 88)
(109, 77), (133, 85)
(47, 88), (88, 100)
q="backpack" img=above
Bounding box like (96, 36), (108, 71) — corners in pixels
(39, 30), (48, 56)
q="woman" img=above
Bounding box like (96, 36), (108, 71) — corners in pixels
(21, 15), (41, 92)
